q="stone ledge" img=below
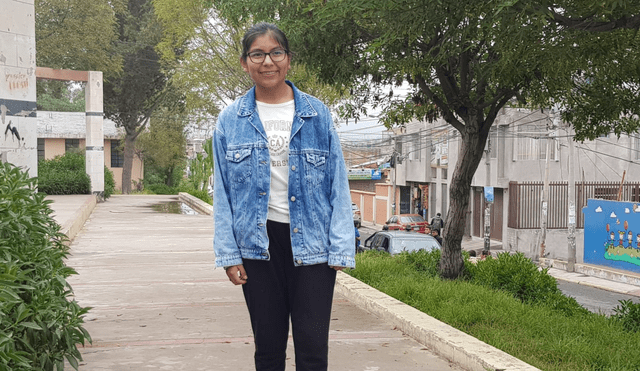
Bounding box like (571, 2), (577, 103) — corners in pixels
(335, 272), (540, 371)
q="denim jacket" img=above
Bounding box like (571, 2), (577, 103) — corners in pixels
(213, 81), (355, 269)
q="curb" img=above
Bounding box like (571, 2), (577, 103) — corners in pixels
(179, 192), (213, 215)
(335, 272), (541, 371)
(540, 258), (640, 296)
(59, 195), (97, 245)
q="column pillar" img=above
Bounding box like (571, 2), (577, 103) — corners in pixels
(85, 71), (104, 197)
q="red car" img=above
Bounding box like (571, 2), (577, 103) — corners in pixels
(382, 214), (430, 234)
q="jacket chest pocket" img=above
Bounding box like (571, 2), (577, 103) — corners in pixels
(304, 152), (327, 187)
(226, 148), (252, 184)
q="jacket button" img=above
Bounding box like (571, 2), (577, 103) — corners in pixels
(291, 165), (296, 171)
(258, 223), (264, 226)
(290, 196), (296, 202)
(296, 259), (303, 264)
(235, 153), (240, 159)
(260, 192), (266, 196)
(293, 227), (299, 233)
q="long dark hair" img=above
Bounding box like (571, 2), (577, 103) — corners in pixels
(241, 22), (291, 61)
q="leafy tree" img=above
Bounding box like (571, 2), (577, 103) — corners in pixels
(137, 108), (187, 187)
(104, 0), (179, 194)
(153, 0), (345, 122)
(215, 0), (640, 278)
(35, 0), (124, 73)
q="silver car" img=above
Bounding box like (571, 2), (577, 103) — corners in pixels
(362, 230), (441, 255)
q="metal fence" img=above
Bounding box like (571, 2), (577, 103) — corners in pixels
(508, 181), (640, 229)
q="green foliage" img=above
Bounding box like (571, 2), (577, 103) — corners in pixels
(349, 251), (640, 371)
(0, 162), (91, 370)
(185, 138), (213, 192)
(144, 183), (178, 195)
(180, 188), (212, 205)
(104, 166), (115, 199)
(35, 0), (124, 74)
(38, 153), (91, 195)
(37, 90), (85, 112)
(612, 299), (640, 333)
(469, 252), (589, 316)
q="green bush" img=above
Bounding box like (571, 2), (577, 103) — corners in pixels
(612, 299), (640, 333)
(104, 166), (115, 199)
(470, 252), (557, 302)
(38, 153), (90, 195)
(144, 183), (177, 195)
(0, 162), (91, 370)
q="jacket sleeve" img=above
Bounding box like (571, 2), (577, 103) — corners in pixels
(212, 122), (243, 268)
(326, 110), (356, 268)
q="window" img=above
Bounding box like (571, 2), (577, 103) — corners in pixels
(441, 168), (447, 180)
(65, 139), (80, 153)
(37, 138), (45, 162)
(635, 135), (640, 160)
(111, 140), (124, 168)
(515, 123), (556, 160)
(411, 133), (420, 160)
(489, 128), (498, 159)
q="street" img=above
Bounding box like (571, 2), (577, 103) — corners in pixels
(557, 280), (640, 316)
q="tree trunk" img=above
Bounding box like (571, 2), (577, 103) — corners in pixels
(121, 132), (137, 194)
(439, 119), (489, 279)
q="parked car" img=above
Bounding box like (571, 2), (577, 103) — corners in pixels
(382, 214), (430, 233)
(352, 202), (361, 228)
(362, 230), (441, 255)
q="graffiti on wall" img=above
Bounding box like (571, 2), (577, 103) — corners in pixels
(583, 199), (640, 274)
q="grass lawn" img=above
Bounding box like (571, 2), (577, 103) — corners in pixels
(346, 251), (640, 371)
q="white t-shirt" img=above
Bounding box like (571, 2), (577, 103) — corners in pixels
(256, 100), (295, 223)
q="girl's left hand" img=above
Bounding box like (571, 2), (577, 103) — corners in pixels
(330, 266), (345, 271)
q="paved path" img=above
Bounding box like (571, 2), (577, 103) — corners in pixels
(61, 195), (464, 370)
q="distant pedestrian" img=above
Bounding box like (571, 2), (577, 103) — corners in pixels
(431, 212), (444, 232)
(355, 221), (362, 253)
(431, 229), (443, 245)
(213, 22), (354, 371)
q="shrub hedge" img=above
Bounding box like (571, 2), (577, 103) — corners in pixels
(0, 162), (90, 370)
(38, 152), (115, 198)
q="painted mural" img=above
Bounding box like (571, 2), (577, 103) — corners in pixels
(583, 199), (640, 274)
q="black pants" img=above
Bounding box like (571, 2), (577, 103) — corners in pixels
(242, 220), (337, 371)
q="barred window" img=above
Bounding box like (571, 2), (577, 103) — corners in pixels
(65, 139), (80, 153)
(37, 138), (45, 162)
(111, 140), (124, 168)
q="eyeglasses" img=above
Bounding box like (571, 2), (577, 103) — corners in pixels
(246, 49), (288, 63)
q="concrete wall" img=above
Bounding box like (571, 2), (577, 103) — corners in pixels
(506, 227), (585, 262)
(44, 138), (65, 159)
(0, 0), (37, 176)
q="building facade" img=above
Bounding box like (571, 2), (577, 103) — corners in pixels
(37, 111), (143, 191)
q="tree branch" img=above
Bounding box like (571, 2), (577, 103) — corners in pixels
(415, 74), (464, 132)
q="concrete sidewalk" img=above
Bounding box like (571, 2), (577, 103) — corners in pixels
(49, 195), (469, 370)
(46, 194), (640, 370)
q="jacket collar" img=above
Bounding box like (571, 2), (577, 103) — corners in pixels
(236, 80), (318, 118)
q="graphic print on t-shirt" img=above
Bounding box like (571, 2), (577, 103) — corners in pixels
(265, 119), (291, 164)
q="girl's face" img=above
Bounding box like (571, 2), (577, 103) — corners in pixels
(241, 34), (291, 93)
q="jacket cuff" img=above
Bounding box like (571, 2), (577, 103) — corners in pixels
(328, 253), (355, 269)
(215, 254), (243, 268)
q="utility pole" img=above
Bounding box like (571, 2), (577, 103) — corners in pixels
(483, 137), (491, 256)
(540, 127), (552, 259)
(566, 121), (576, 272)
(391, 137), (397, 216)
